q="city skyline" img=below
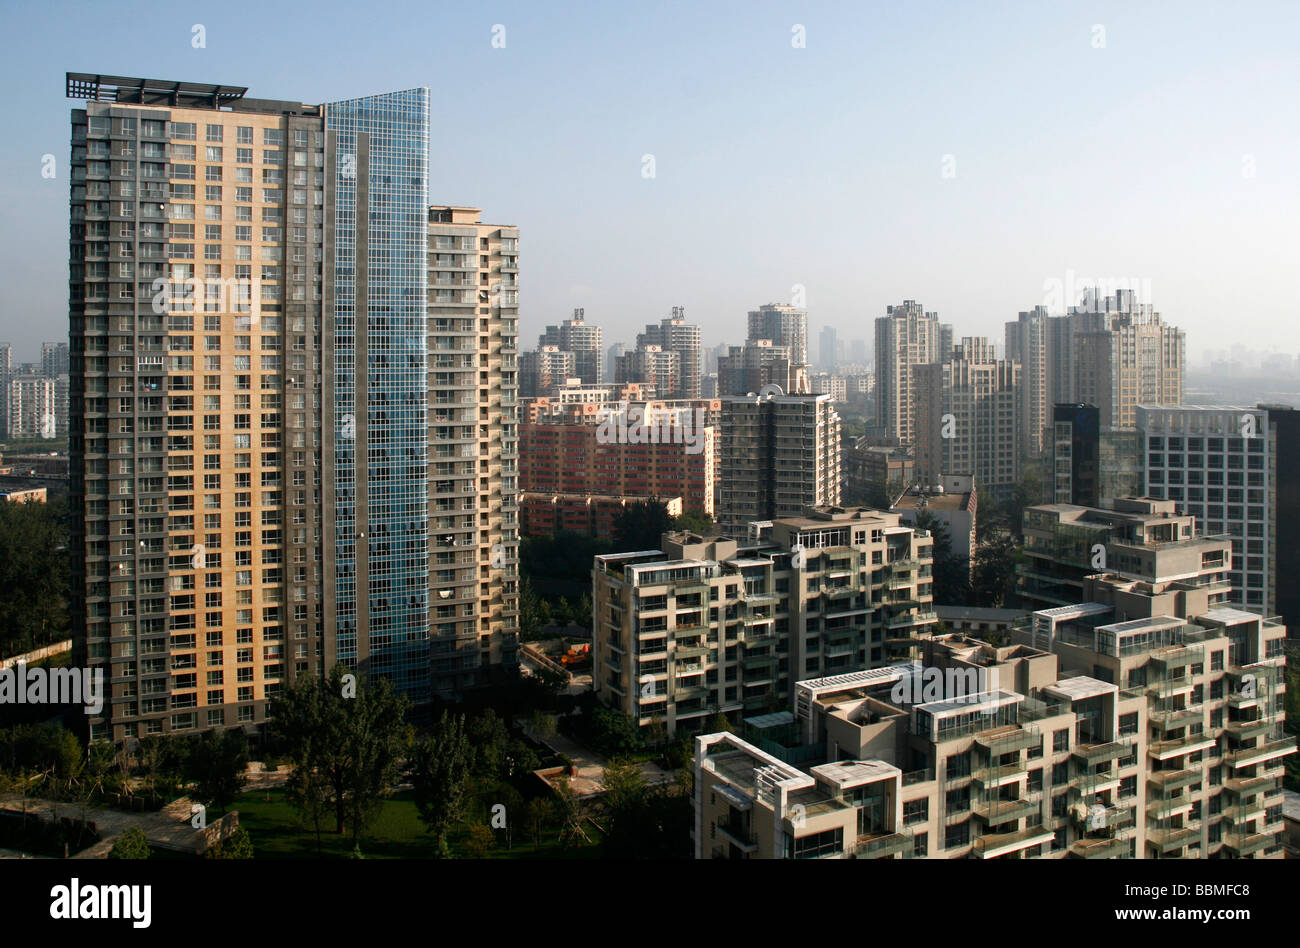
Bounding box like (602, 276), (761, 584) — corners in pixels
(3, 2), (1300, 361)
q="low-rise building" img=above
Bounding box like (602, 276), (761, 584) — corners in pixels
(891, 474), (977, 565)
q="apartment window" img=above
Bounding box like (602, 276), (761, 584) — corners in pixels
(1026, 768), (1043, 792)
(1118, 712), (1139, 737)
(902, 799), (928, 826)
(205, 124), (223, 142)
(785, 828), (843, 859)
(1052, 728), (1069, 752)
(911, 832), (927, 858)
(945, 751), (972, 779)
(943, 821), (970, 851)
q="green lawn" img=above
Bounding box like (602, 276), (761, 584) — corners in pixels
(232, 787), (603, 859)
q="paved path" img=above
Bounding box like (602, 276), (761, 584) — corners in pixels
(0, 792), (215, 857)
(520, 720), (674, 799)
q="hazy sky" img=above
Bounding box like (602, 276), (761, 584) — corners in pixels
(1, 0), (1297, 364)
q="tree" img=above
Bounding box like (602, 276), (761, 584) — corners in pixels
(0, 497), (71, 654)
(524, 797), (549, 848)
(0, 723), (82, 779)
(705, 712), (734, 734)
(910, 508), (971, 606)
(970, 534), (1020, 607)
(269, 665), (411, 843)
(337, 675), (411, 846)
(205, 826), (254, 859)
(589, 707), (639, 757)
(285, 752), (333, 853)
(574, 593), (593, 632)
(519, 577), (547, 641)
(550, 775), (587, 847)
(613, 498), (673, 552)
(672, 509), (712, 535)
(184, 729), (248, 815)
(461, 822), (496, 859)
(411, 712), (474, 858)
(467, 710), (509, 778)
(108, 825), (150, 860)
(601, 758), (647, 813)
(599, 758), (693, 859)
(975, 486), (1006, 543)
(528, 710), (557, 741)
(869, 475), (906, 510)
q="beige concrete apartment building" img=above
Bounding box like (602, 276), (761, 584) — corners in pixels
(874, 300), (942, 446)
(1017, 497), (1231, 613)
(592, 507), (936, 737)
(912, 338), (1021, 495)
(424, 205), (521, 697)
(696, 592), (1293, 858)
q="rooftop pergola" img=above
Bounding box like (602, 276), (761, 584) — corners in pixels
(66, 73), (247, 108)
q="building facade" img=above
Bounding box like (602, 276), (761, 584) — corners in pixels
(913, 338), (1021, 495)
(717, 392), (841, 534)
(593, 508), (936, 737)
(67, 74), (517, 743)
(874, 300), (942, 446)
(1136, 405), (1278, 619)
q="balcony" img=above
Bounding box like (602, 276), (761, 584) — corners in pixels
(886, 609), (938, 630)
(1223, 735), (1296, 769)
(1148, 732), (1217, 762)
(1070, 835), (1130, 859)
(974, 726), (1041, 755)
(717, 821), (758, 853)
(1149, 764), (1196, 795)
(1223, 774), (1280, 797)
(1149, 706), (1203, 729)
(974, 757), (1028, 786)
(854, 829), (912, 859)
(674, 643), (710, 660)
(1147, 820), (1201, 854)
(972, 826), (1055, 860)
(1221, 827), (1276, 857)
(1150, 644), (1204, 670)
(1224, 718), (1275, 740)
(1073, 738), (1135, 765)
(972, 793), (1041, 824)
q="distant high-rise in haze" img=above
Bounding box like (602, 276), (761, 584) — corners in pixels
(635, 306), (701, 398)
(874, 300), (941, 446)
(1006, 306), (1051, 456)
(818, 324), (838, 369)
(539, 308), (602, 386)
(748, 302), (808, 367)
(1069, 289), (1184, 429)
(913, 337), (1021, 494)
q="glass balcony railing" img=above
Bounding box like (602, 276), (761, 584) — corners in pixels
(1070, 835), (1129, 859)
(854, 829), (913, 859)
(1223, 735), (1296, 769)
(1072, 738), (1136, 764)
